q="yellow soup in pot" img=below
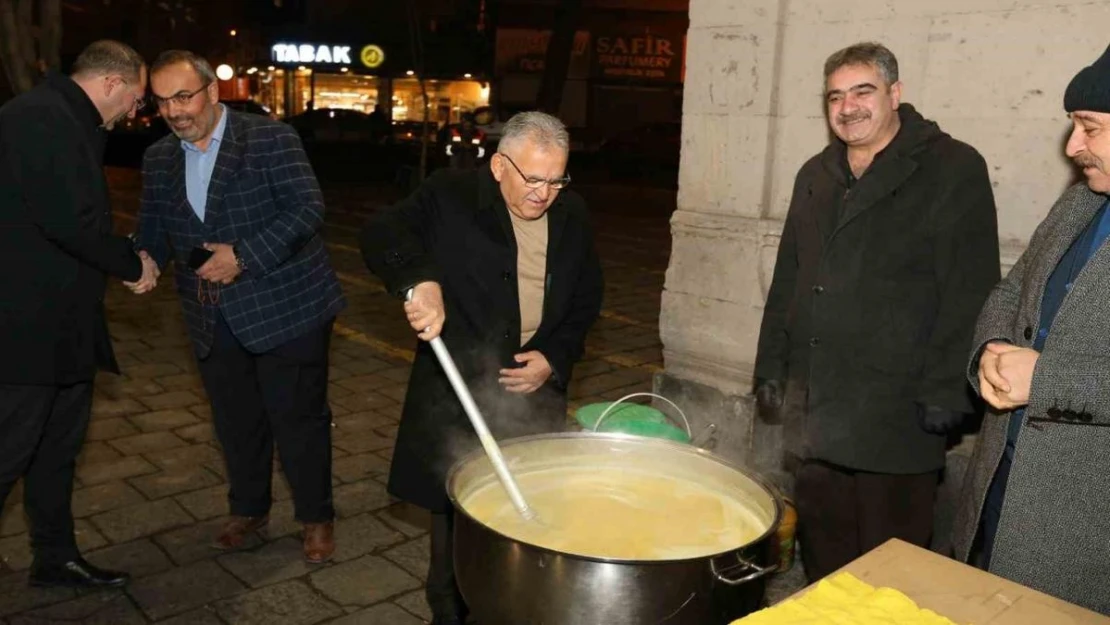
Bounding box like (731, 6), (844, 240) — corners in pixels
(460, 466), (767, 560)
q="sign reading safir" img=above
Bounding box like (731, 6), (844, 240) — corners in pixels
(594, 34), (679, 80)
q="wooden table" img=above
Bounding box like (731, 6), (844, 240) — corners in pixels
(794, 539), (1110, 624)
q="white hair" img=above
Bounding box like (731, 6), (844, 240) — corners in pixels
(497, 111), (570, 154)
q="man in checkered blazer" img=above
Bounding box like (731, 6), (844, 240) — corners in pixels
(131, 51), (346, 563)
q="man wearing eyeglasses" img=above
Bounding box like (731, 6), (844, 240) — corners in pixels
(360, 111), (603, 625)
(131, 50), (346, 564)
(0, 40), (155, 589)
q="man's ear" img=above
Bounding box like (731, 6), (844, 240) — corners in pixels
(889, 80), (903, 110)
(490, 153), (505, 182)
(103, 74), (121, 98)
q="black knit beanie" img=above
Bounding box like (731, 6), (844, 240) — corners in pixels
(1065, 43), (1110, 113)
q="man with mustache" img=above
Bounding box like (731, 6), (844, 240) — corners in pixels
(0, 40), (155, 588)
(753, 42), (1000, 582)
(950, 43), (1110, 615)
(131, 50), (346, 563)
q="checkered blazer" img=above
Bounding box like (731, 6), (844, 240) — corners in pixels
(137, 109), (345, 357)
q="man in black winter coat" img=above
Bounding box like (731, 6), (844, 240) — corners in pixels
(360, 111), (602, 625)
(0, 40), (156, 588)
(753, 42), (1000, 582)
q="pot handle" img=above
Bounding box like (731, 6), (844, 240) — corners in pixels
(710, 553), (776, 586)
(592, 392), (693, 438)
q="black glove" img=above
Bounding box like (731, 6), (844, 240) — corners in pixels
(919, 404), (965, 434)
(754, 378), (784, 422)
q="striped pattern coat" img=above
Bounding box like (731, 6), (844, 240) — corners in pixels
(136, 109), (345, 356)
(953, 183), (1110, 615)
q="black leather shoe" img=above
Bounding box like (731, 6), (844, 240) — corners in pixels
(29, 558), (130, 588)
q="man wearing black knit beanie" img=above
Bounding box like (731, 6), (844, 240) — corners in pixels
(952, 43), (1110, 615)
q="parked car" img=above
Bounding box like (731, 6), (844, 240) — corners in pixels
(223, 99), (273, 118)
(286, 108), (383, 143)
(392, 120), (436, 145)
(471, 106), (505, 145)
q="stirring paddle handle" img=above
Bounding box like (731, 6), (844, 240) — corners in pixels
(405, 289), (535, 520)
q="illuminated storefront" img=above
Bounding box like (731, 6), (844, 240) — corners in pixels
(243, 40), (490, 124)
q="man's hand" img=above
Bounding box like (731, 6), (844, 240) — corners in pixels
(499, 351), (553, 394)
(754, 378), (784, 422)
(124, 250), (160, 295)
(978, 341), (1039, 411)
(196, 243), (241, 285)
(405, 281), (445, 341)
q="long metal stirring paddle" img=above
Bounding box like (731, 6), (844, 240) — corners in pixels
(406, 289), (536, 520)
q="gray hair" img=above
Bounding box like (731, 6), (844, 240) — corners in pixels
(151, 50), (218, 85)
(71, 40), (145, 83)
(497, 111), (570, 154)
(824, 42), (899, 85)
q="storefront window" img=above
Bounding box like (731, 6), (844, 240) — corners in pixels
(252, 69), (489, 122)
(312, 73), (384, 113)
(392, 79), (489, 125)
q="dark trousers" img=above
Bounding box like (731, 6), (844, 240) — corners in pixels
(795, 460), (939, 582)
(975, 452), (1013, 570)
(428, 507), (467, 622)
(0, 382), (93, 565)
(197, 314), (335, 523)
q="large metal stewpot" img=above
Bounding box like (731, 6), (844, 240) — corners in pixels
(447, 432), (783, 625)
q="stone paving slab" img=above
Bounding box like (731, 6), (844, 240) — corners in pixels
(218, 536), (316, 589)
(91, 499), (194, 544)
(75, 455), (159, 487)
(381, 536), (430, 579)
(214, 579), (343, 625)
(129, 409), (201, 433)
(330, 513), (405, 563)
(0, 573), (75, 617)
(154, 517), (260, 567)
(6, 592), (146, 625)
(86, 538), (175, 579)
(72, 481), (147, 518)
(127, 560), (246, 621)
(330, 602), (425, 625)
(310, 555), (421, 607)
(108, 431), (189, 456)
(333, 481), (393, 519)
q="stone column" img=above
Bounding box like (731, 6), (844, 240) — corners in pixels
(655, 0), (791, 488)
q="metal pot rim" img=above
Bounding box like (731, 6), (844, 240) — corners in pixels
(445, 431), (784, 564)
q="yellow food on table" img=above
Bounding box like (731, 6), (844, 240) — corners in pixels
(732, 572), (960, 625)
(460, 466), (766, 560)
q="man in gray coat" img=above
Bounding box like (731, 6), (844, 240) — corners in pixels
(952, 43), (1110, 616)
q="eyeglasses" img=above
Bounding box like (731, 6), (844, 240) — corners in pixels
(498, 153), (571, 190)
(150, 83), (211, 109)
(130, 91), (148, 113)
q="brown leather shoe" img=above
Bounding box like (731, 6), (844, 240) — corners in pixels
(213, 515), (268, 550)
(303, 522), (335, 563)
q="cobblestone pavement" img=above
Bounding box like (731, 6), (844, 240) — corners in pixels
(0, 169), (690, 624)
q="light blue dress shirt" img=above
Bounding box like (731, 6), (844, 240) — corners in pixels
(181, 105), (229, 222)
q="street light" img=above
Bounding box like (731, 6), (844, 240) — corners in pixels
(216, 64), (235, 81)
(230, 29), (237, 37)
(464, 73), (472, 79)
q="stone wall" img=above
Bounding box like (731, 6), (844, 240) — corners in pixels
(659, 0), (1110, 485)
